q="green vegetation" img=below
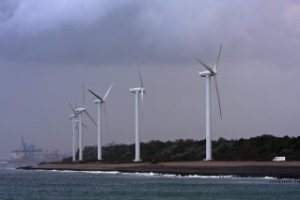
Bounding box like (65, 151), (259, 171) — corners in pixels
(63, 135), (300, 162)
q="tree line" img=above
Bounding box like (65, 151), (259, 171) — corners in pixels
(63, 135), (300, 162)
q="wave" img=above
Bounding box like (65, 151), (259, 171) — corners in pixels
(82, 171), (120, 175)
(102, 171), (278, 180)
(48, 169), (120, 175)
(0, 163), (18, 171)
(0, 167), (17, 171)
(32, 169), (280, 180)
(120, 172), (231, 179)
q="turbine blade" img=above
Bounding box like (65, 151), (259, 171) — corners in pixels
(68, 103), (76, 114)
(141, 100), (144, 120)
(195, 58), (214, 74)
(213, 76), (222, 119)
(82, 122), (88, 129)
(103, 83), (113, 101)
(139, 67), (145, 120)
(141, 90), (144, 103)
(139, 67), (144, 89)
(84, 110), (97, 126)
(88, 89), (104, 102)
(214, 43), (222, 71)
(82, 82), (86, 107)
(102, 103), (109, 134)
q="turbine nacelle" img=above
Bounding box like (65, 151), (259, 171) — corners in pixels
(75, 107), (85, 113)
(129, 87), (144, 93)
(199, 70), (216, 77)
(93, 99), (102, 104)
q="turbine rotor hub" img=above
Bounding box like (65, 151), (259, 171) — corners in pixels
(76, 108), (85, 112)
(199, 70), (215, 77)
(93, 99), (101, 104)
(129, 87), (143, 93)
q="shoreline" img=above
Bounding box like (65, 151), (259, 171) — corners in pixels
(19, 161), (300, 179)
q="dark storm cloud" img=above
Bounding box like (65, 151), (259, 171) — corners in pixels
(0, 0), (140, 65)
(0, 0), (19, 22)
(0, 0), (299, 67)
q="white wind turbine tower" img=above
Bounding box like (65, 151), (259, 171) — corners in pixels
(129, 68), (145, 162)
(73, 84), (97, 161)
(76, 107), (96, 161)
(68, 106), (78, 162)
(195, 43), (223, 161)
(68, 103), (88, 162)
(88, 83), (113, 161)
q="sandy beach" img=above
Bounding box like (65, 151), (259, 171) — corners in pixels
(19, 161), (300, 179)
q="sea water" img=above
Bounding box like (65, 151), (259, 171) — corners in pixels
(0, 165), (299, 200)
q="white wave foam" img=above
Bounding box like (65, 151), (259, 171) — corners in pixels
(262, 176), (277, 180)
(122, 172), (159, 177)
(82, 171), (120, 175)
(49, 170), (120, 175)
(185, 175), (235, 179)
(0, 167), (17, 171)
(121, 172), (236, 179)
(119, 172), (279, 180)
(51, 170), (78, 173)
(231, 176), (278, 180)
(33, 169), (279, 180)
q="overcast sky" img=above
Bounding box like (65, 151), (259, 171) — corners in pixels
(1, 0), (300, 159)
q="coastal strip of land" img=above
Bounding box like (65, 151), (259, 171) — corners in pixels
(19, 161), (300, 179)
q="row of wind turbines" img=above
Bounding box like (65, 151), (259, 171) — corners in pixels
(68, 44), (223, 162)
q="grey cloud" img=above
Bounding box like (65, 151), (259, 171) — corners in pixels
(0, 0), (19, 22)
(0, 0), (299, 68)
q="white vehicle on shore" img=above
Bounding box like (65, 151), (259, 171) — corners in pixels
(272, 156), (286, 162)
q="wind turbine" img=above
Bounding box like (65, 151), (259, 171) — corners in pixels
(68, 108), (77, 162)
(68, 103), (88, 162)
(129, 68), (145, 162)
(195, 43), (223, 161)
(75, 108), (96, 161)
(72, 84), (97, 161)
(88, 83), (113, 161)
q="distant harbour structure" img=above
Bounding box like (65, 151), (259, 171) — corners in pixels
(10, 136), (64, 163)
(195, 43), (223, 161)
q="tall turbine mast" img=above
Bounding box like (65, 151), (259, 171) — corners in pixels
(68, 103), (88, 162)
(129, 68), (145, 162)
(195, 43), (223, 161)
(68, 103), (78, 162)
(75, 107), (96, 161)
(88, 83), (113, 161)
(75, 83), (97, 161)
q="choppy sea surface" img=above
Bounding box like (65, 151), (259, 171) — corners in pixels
(0, 163), (299, 200)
